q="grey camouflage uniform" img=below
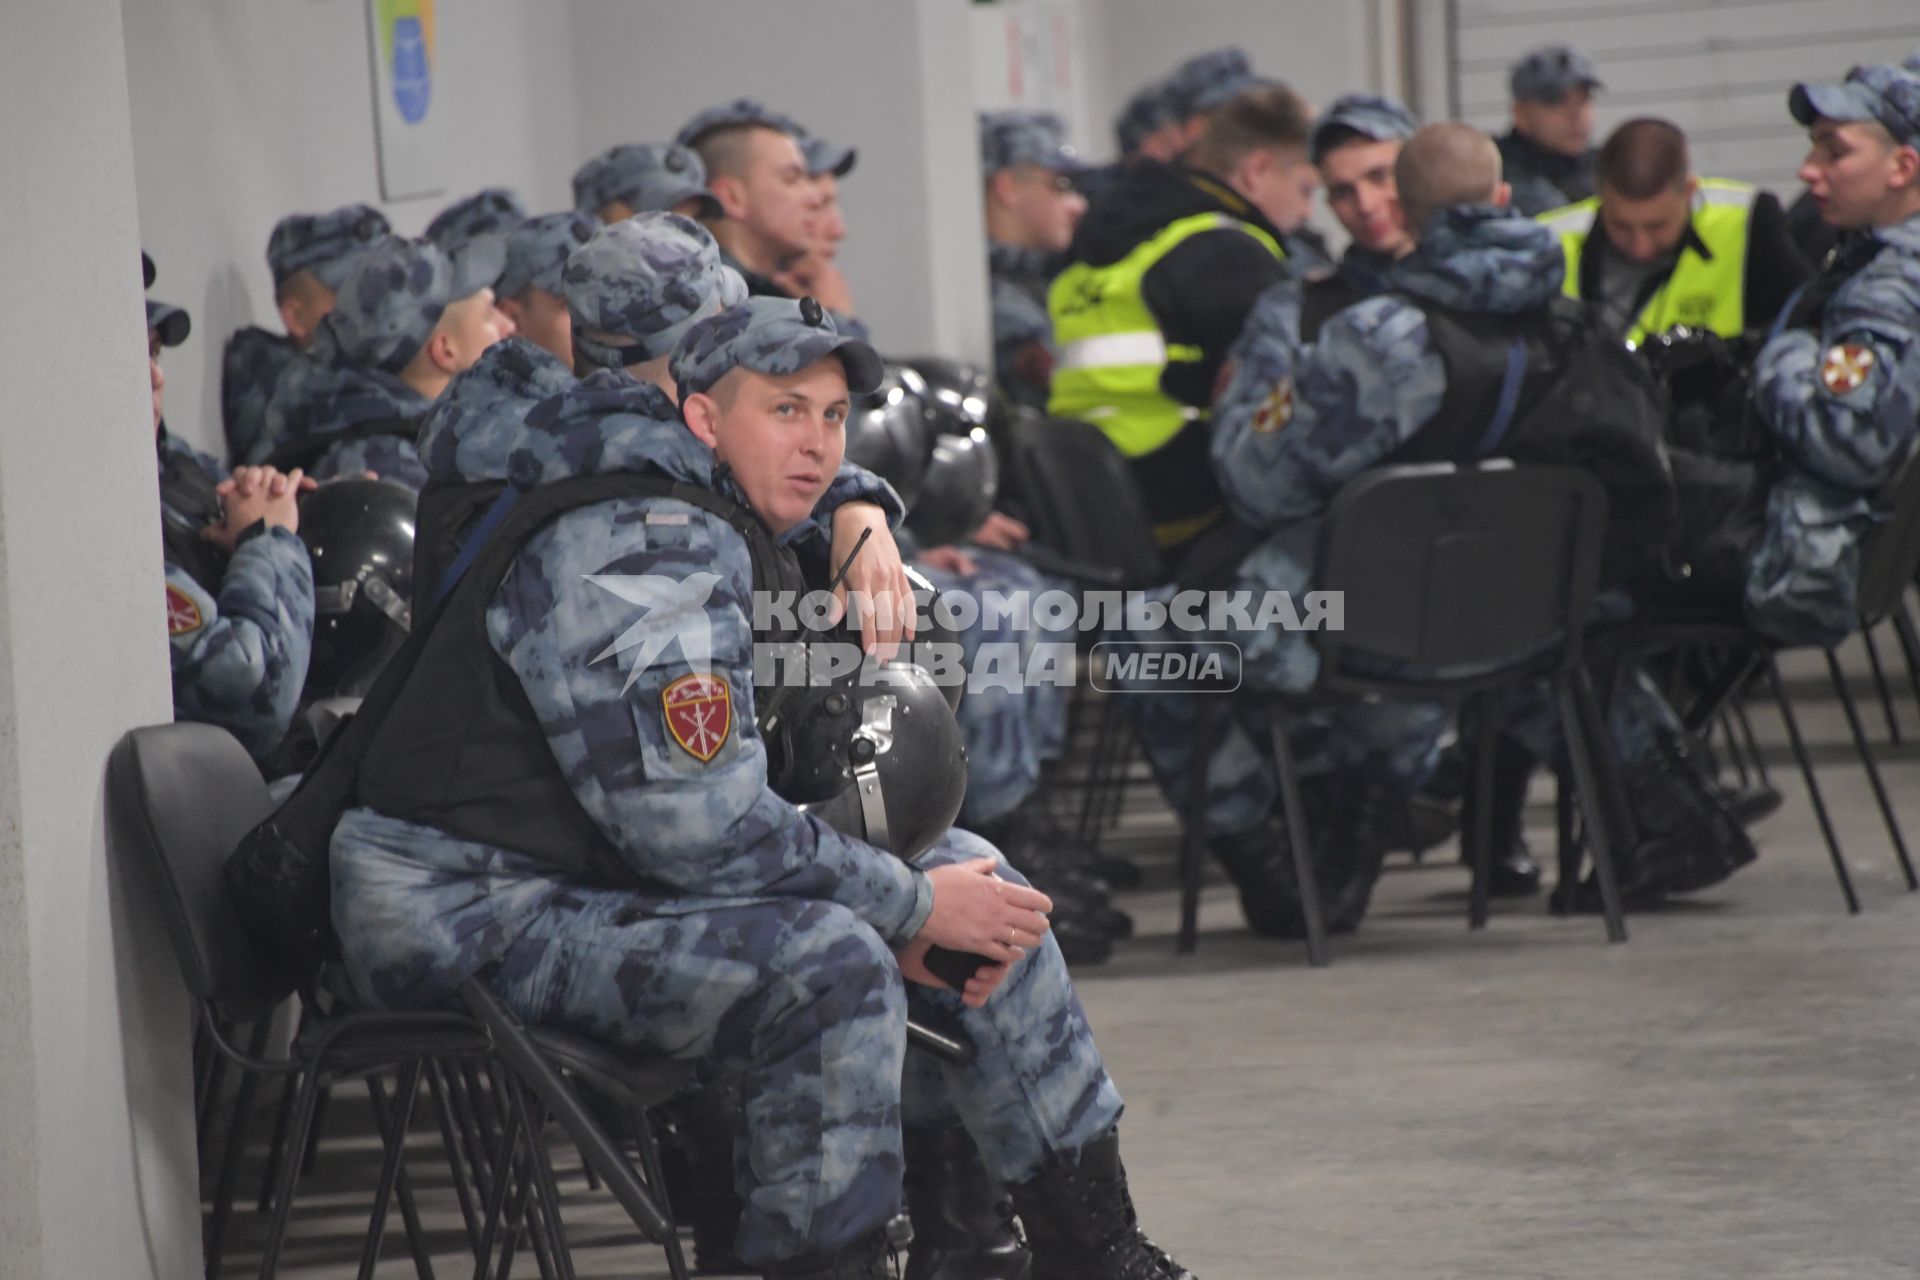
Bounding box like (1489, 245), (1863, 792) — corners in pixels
(572, 143), (722, 220)
(254, 236), (453, 488)
(222, 204), (390, 465)
(425, 188), (528, 298)
(331, 358), (1120, 1265)
(1747, 66), (1920, 646)
(981, 110), (1085, 411)
(496, 211), (597, 304)
(158, 429), (314, 761)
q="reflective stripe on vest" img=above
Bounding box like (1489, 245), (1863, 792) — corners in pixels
(1046, 212), (1284, 458)
(1540, 179), (1756, 344)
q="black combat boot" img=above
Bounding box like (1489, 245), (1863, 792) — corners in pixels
(903, 1126), (1031, 1280)
(654, 1078), (750, 1274)
(1008, 1133), (1195, 1280)
(764, 1217), (912, 1280)
(1208, 818), (1311, 938)
(1554, 730), (1757, 913)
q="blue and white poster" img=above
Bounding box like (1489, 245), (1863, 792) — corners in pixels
(366, 0), (446, 201)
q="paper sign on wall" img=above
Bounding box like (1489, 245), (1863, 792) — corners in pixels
(365, 0), (446, 201)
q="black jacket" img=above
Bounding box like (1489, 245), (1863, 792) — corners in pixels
(1065, 161), (1292, 408)
(1575, 190), (1811, 335)
(1063, 162), (1291, 545)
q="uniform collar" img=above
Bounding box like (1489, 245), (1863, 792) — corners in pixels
(988, 240), (1063, 279)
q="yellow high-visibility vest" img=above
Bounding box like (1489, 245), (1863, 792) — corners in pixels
(1539, 178), (1756, 344)
(1047, 211), (1285, 460)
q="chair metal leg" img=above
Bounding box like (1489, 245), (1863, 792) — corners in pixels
(256, 1067), (326, 1280)
(1763, 656), (1860, 914)
(1729, 696), (1773, 790)
(255, 1072), (302, 1215)
(1074, 693), (1118, 845)
(470, 1082), (527, 1280)
(1825, 649), (1919, 891)
(632, 1113), (694, 1280)
(1556, 667), (1627, 944)
(1176, 697), (1219, 955)
(203, 1020), (272, 1278)
(1554, 767), (1578, 891)
(367, 1069), (441, 1280)
(356, 1062), (426, 1280)
(197, 1049), (230, 1158)
(299, 1084), (332, 1176)
(1467, 703), (1498, 931)
(1268, 706), (1329, 967)
(1860, 625), (1903, 745)
(1717, 712), (1752, 789)
(427, 1061), (484, 1257)
(1890, 596), (1920, 714)
(505, 1086), (571, 1280)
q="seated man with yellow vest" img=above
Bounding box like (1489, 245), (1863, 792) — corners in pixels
(1540, 117), (1810, 345)
(1047, 83), (1317, 557)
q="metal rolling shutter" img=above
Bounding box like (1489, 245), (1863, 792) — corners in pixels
(1448, 0), (1920, 197)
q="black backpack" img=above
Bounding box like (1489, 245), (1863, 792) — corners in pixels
(1407, 295), (1679, 576)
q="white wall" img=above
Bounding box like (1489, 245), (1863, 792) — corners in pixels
(567, 0), (991, 363)
(124, 0), (581, 463)
(0, 3), (201, 1276)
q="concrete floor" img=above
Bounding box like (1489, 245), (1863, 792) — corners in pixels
(224, 647), (1920, 1279)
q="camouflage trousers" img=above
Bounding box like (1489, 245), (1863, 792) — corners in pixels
(470, 830), (1120, 1265)
(916, 548), (1072, 827)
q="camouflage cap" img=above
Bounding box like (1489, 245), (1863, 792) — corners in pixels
(1115, 81), (1179, 155)
(980, 109), (1086, 176)
(266, 204), (391, 290)
(1310, 92), (1419, 165)
(801, 132), (857, 179)
(563, 213), (750, 367)
(572, 143), (723, 219)
(1163, 47), (1262, 119)
(1509, 45), (1604, 104)
(324, 235), (453, 374)
(671, 295), (884, 401)
(674, 97), (799, 149)
(1790, 63), (1920, 147)
(424, 188), (528, 298)
(497, 211), (599, 301)
(142, 250), (191, 346)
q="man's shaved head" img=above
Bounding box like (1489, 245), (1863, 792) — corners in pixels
(1395, 123), (1505, 234)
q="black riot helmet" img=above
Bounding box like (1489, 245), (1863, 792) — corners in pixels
(844, 364), (939, 507)
(791, 660), (969, 861)
(901, 356), (1005, 440)
(903, 426), (999, 548)
(297, 478), (416, 700)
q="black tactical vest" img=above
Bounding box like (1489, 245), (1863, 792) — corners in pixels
(355, 468), (807, 889)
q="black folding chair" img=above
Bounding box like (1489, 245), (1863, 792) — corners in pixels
(1177, 462), (1632, 964)
(1010, 416), (1172, 846)
(107, 722), (492, 1279)
(1588, 437), (1920, 912)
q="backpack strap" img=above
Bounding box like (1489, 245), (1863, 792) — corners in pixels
(1471, 339), (1530, 459)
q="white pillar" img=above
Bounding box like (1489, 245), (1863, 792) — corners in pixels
(0, 2), (203, 1277)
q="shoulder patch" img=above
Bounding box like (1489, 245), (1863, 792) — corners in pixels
(1251, 378), (1295, 434)
(661, 671), (731, 762)
(1820, 343), (1877, 397)
(165, 584), (203, 636)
